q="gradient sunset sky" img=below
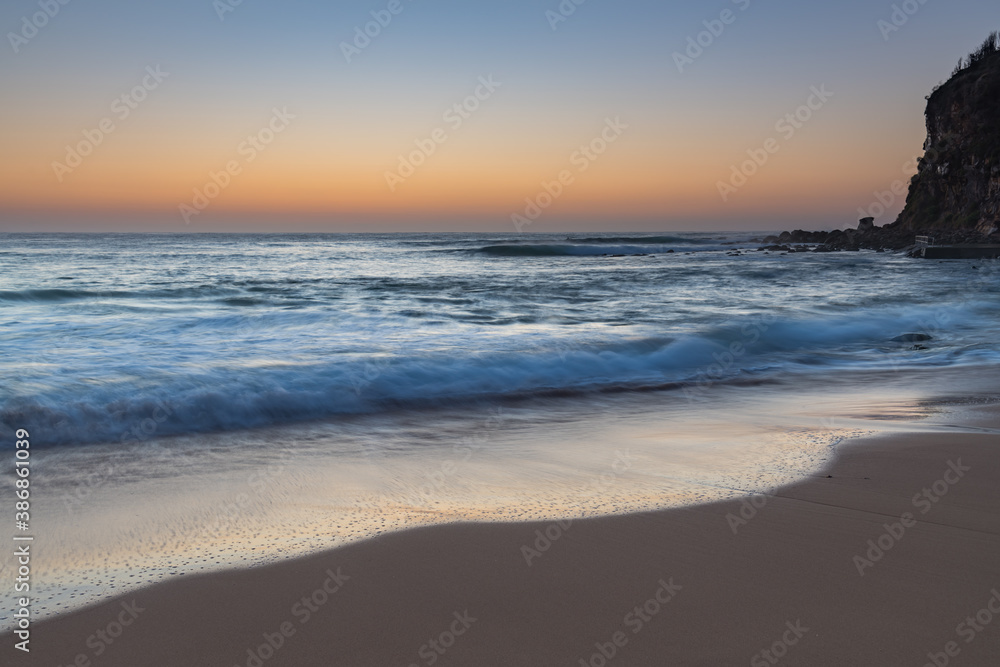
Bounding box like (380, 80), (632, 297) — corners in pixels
(1, 0), (997, 232)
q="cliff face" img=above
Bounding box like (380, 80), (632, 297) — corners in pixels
(892, 36), (1000, 234)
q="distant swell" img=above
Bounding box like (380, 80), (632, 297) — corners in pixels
(0, 288), (117, 302)
(568, 235), (712, 245)
(0, 285), (261, 303)
(477, 244), (684, 257)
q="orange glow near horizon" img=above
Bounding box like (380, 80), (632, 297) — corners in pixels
(0, 113), (924, 228)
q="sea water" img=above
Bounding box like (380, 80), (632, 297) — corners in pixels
(1, 232), (998, 624)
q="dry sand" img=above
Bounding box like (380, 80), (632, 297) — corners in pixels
(5, 416), (1000, 666)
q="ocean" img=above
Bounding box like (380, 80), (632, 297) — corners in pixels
(1, 231), (999, 625)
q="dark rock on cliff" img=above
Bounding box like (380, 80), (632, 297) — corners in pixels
(891, 32), (1000, 233)
(780, 230), (830, 244)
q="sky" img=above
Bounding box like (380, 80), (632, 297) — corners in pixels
(0, 0), (997, 233)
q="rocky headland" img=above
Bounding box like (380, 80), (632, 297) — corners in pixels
(765, 32), (1000, 254)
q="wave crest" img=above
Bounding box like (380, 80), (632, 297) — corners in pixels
(5, 302), (992, 447)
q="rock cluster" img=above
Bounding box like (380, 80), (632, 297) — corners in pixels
(758, 219), (999, 254)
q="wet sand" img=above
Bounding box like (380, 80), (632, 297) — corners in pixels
(5, 414), (1000, 666)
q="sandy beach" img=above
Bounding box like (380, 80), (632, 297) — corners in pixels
(6, 402), (998, 666)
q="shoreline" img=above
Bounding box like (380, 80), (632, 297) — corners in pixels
(9, 366), (895, 626)
(6, 404), (999, 665)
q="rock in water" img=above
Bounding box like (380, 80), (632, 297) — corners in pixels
(891, 333), (933, 343)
